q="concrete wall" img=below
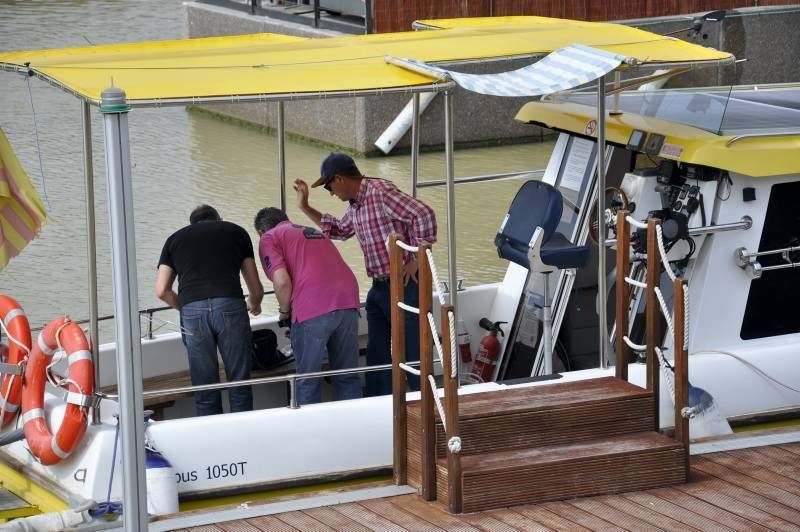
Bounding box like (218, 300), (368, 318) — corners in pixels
(185, 2), (800, 155)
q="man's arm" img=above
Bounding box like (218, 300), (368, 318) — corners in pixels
(270, 267), (293, 319)
(381, 184), (438, 284)
(294, 179), (323, 227)
(155, 265), (180, 310)
(241, 257), (264, 316)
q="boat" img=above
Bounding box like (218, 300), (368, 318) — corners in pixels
(1, 13), (798, 530)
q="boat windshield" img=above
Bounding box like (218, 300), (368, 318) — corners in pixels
(564, 84), (800, 136)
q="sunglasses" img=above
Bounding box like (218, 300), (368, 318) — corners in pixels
(322, 175), (335, 192)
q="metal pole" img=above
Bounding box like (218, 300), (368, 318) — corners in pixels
(364, 0), (373, 34)
(444, 91), (457, 314)
(313, 0), (320, 28)
(81, 101), (101, 425)
(411, 93), (420, 197)
(597, 75), (608, 370)
(100, 87), (148, 531)
(277, 101), (286, 212)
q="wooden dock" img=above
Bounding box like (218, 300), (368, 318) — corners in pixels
(169, 433), (800, 531)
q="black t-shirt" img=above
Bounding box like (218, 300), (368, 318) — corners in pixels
(158, 220), (254, 307)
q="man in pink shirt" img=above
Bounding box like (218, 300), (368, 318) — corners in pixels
(254, 207), (361, 405)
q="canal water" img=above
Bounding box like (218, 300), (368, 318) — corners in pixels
(0, 1), (553, 340)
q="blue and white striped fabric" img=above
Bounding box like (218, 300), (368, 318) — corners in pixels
(397, 44), (630, 97)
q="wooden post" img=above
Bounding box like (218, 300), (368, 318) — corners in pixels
(615, 210), (630, 381)
(645, 219), (662, 431)
(441, 304), (462, 513)
(417, 243), (436, 500)
(389, 234), (407, 485)
(674, 278), (690, 458)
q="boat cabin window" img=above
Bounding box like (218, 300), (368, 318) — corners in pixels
(741, 181), (800, 340)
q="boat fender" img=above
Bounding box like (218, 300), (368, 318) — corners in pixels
(21, 317), (94, 465)
(146, 446), (179, 516)
(0, 295), (32, 428)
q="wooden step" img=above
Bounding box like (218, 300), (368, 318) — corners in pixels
(407, 377), (654, 487)
(436, 432), (687, 513)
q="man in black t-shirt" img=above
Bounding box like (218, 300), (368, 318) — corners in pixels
(156, 204), (264, 416)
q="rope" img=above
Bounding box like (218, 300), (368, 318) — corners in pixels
(625, 276), (647, 288)
(654, 287), (675, 339)
(395, 240), (419, 253)
(88, 416), (123, 520)
(655, 224), (677, 282)
(427, 312), (444, 366)
(692, 350), (800, 394)
(622, 336), (646, 352)
(626, 215), (648, 229)
(24, 74), (52, 211)
(428, 375), (447, 433)
(683, 287), (690, 351)
(396, 302), (419, 315)
(427, 249), (445, 306)
(0, 315), (32, 357)
(398, 362), (421, 376)
(447, 311), (457, 379)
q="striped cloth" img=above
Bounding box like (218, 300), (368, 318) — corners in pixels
(397, 44), (630, 97)
(0, 127), (46, 270)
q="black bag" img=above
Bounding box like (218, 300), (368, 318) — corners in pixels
(251, 328), (281, 371)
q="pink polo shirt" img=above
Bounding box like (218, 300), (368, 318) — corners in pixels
(259, 220), (359, 324)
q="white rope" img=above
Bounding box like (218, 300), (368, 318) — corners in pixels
(25, 74), (53, 211)
(654, 287), (675, 338)
(622, 336), (647, 352)
(0, 315), (31, 357)
(427, 312), (444, 366)
(624, 276), (647, 288)
(692, 350), (800, 394)
(396, 302), (419, 315)
(683, 287), (690, 351)
(447, 436), (462, 454)
(655, 224), (677, 282)
(398, 362), (421, 376)
(426, 249), (446, 306)
(395, 240), (419, 253)
(447, 311), (457, 379)
(626, 215), (648, 229)
(428, 375), (447, 433)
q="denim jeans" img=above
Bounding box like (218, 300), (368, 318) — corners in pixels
(180, 297), (253, 416)
(290, 308), (361, 405)
(365, 278), (420, 397)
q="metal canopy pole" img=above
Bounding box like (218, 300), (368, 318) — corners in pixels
(444, 91), (457, 313)
(597, 75), (608, 370)
(277, 101), (286, 212)
(81, 101), (101, 424)
(100, 87), (148, 531)
(411, 93), (420, 197)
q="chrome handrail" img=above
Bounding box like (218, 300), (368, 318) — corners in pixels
(98, 360), (422, 410)
(416, 169), (544, 189)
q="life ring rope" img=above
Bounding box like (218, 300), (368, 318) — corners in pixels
(0, 296), (31, 427)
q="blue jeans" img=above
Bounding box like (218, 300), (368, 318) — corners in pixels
(365, 278), (420, 397)
(180, 297), (253, 416)
(290, 308), (361, 405)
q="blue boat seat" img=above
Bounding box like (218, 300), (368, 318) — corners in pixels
(494, 181), (589, 272)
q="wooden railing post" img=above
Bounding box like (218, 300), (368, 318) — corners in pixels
(389, 234), (407, 485)
(417, 243), (436, 500)
(645, 219), (662, 431)
(615, 210), (630, 381)
(441, 304), (462, 513)
(674, 278), (690, 457)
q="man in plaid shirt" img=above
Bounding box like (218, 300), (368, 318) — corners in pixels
(295, 152), (437, 396)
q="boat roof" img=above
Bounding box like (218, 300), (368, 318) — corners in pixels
(0, 16), (731, 106)
(515, 84), (800, 177)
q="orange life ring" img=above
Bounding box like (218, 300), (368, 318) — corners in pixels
(0, 295), (31, 428)
(21, 317), (94, 465)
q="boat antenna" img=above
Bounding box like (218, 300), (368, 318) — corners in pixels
(23, 63), (53, 212)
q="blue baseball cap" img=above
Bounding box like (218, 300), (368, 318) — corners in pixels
(311, 152), (359, 188)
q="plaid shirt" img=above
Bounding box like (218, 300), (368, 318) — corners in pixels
(320, 178), (437, 278)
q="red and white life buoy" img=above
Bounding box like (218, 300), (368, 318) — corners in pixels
(21, 317), (94, 465)
(0, 295), (31, 428)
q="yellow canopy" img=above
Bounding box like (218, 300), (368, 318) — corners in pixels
(515, 100), (800, 178)
(0, 17), (732, 104)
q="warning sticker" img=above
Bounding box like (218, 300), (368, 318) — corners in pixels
(584, 119), (597, 136)
(659, 143), (684, 159)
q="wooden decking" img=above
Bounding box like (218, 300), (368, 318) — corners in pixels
(172, 437), (800, 531)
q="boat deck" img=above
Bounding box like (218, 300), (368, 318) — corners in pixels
(163, 429), (800, 531)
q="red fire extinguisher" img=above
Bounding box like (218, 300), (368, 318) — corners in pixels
(468, 319), (506, 383)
